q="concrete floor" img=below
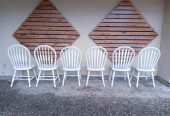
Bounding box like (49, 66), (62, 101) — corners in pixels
(0, 77), (170, 116)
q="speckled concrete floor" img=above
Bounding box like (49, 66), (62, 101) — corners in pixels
(0, 77), (170, 116)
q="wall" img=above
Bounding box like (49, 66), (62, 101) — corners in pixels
(158, 0), (170, 82)
(0, 0), (165, 76)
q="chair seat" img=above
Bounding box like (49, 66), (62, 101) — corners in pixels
(135, 68), (155, 72)
(87, 68), (105, 71)
(112, 65), (131, 71)
(63, 67), (80, 71)
(38, 64), (58, 70)
(14, 64), (35, 70)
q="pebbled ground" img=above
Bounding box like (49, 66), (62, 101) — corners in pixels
(0, 77), (170, 116)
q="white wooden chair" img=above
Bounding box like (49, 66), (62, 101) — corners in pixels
(34, 45), (60, 87)
(110, 46), (135, 87)
(60, 46), (82, 86)
(131, 47), (161, 88)
(8, 44), (36, 87)
(86, 46), (107, 87)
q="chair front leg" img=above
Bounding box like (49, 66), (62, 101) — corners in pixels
(77, 71), (81, 87)
(124, 71), (127, 81)
(109, 70), (113, 80)
(36, 70), (41, 87)
(27, 70), (31, 87)
(86, 70), (90, 86)
(111, 70), (115, 87)
(130, 70), (135, 81)
(151, 72), (155, 87)
(11, 70), (17, 87)
(52, 70), (56, 87)
(127, 71), (131, 87)
(62, 71), (67, 86)
(33, 67), (37, 80)
(136, 72), (140, 88)
(101, 71), (105, 87)
(56, 68), (60, 81)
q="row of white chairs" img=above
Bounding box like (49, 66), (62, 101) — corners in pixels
(8, 45), (161, 88)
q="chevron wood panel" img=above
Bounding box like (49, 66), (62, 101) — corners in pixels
(89, 0), (158, 58)
(14, 0), (79, 56)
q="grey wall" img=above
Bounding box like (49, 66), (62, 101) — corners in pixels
(0, 0), (165, 76)
(158, 0), (170, 82)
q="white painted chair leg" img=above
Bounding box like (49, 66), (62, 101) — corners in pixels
(33, 67), (37, 80)
(11, 70), (16, 87)
(136, 72), (140, 88)
(27, 70), (31, 87)
(127, 71), (131, 87)
(62, 71), (67, 86)
(77, 71), (81, 87)
(111, 70), (115, 87)
(86, 71), (90, 86)
(109, 70), (112, 80)
(52, 70), (56, 87)
(101, 71), (105, 87)
(130, 70), (135, 81)
(124, 71), (127, 81)
(56, 68), (60, 81)
(36, 70), (41, 87)
(151, 72), (155, 87)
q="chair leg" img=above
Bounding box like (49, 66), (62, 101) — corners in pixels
(111, 70), (115, 87)
(56, 68), (60, 81)
(124, 71), (127, 81)
(151, 72), (155, 87)
(130, 70), (135, 81)
(33, 67), (37, 80)
(127, 71), (131, 87)
(11, 70), (17, 87)
(86, 71), (90, 86)
(136, 72), (140, 88)
(52, 70), (56, 87)
(101, 71), (105, 87)
(109, 70), (113, 80)
(36, 70), (41, 87)
(27, 70), (31, 87)
(77, 71), (81, 87)
(62, 71), (67, 86)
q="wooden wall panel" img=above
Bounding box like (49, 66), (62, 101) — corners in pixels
(14, 0), (79, 57)
(89, 0), (158, 58)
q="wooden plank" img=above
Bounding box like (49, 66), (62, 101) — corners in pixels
(22, 42), (71, 47)
(26, 18), (67, 23)
(15, 34), (78, 39)
(30, 13), (64, 18)
(20, 26), (75, 31)
(115, 6), (136, 11)
(94, 40), (150, 44)
(102, 19), (145, 23)
(98, 43), (146, 48)
(98, 23), (149, 27)
(119, 1), (133, 6)
(106, 14), (142, 19)
(16, 30), (79, 35)
(90, 35), (155, 40)
(23, 22), (71, 27)
(90, 31), (157, 36)
(94, 27), (154, 32)
(17, 38), (75, 43)
(111, 10), (139, 15)
(37, 6), (56, 10)
(33, 10), (60, 14)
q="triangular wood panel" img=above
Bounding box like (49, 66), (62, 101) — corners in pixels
(14, 0), (79, 56)
(89, 0), (158, 58)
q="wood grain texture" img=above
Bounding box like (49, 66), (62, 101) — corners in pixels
(14, 0), (79, 57)
(89, 0), (158, 58)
